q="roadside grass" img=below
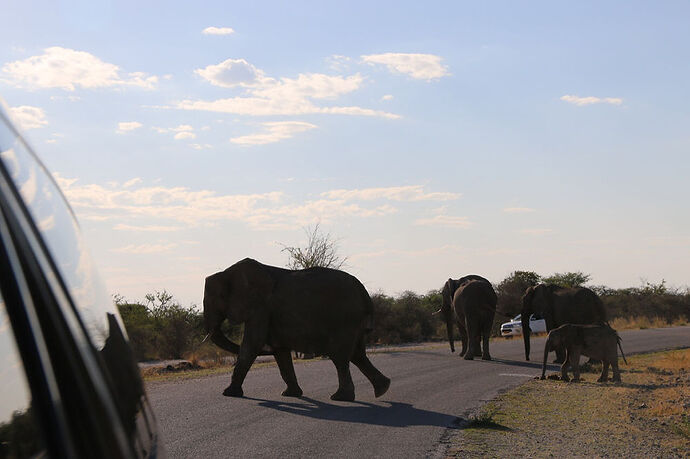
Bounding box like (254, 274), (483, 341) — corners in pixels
(445, 348), (690, 458)
(610, 315), (688, 330)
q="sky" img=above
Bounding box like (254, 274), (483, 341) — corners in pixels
(1, 1), (689, 306)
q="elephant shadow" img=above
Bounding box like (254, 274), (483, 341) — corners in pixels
(244, 396), (458, 428)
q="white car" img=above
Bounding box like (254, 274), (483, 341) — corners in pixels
(500, 314), (547, 337)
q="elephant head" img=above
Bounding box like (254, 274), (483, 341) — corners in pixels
(203, 258), (275, 355)
(440, 278), (459, 353)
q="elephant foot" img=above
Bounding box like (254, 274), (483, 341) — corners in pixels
(374, 376), (391, 398)
(281, 386), (303, 397)
(597, 376), (608, 383)
(553, 358), (565, 364)
(223, 385), (243, 397)
(612, 376), (621, 383)
(481, 355), (492, 361)
(330, 388), (355, 402)
(561, 375), (570, 382)
(463, 354), (474, 361)
(540, 375), (546, 380)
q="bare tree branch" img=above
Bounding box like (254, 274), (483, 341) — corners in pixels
(280, 223), (347, 270)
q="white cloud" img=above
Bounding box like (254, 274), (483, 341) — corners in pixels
(116, 121), (143, 134)
(322, 185), (461, 202)
(195, 59), (265, 88)
(181, 59), (400, 119)
(202, 26), (235, 36)
(123, 178), (142, 188)
(361, 53), (449, 80)
(153, 124), (196, 140)
(414, 215), (473, 228)
(8, 106), (47, 130)
(503, 207), (536, 213)
(381, 94), (394, 101)
(230, 121), (317, 145)
(2, 47), (158, 91)
(54, 175), (463, 230)
(326, 54), (352, 72)
(189, 143), (213, 150)
(174, 131), (196, 140)
(560, 95), (623, 106)
(112, 243), (177, 254)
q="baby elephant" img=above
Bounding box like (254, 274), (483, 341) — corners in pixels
(541, 324), (627, 382)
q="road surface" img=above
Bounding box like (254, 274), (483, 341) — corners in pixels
(147, 326), (690, 458)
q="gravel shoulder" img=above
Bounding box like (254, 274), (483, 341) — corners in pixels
(444, 348), (690, 458)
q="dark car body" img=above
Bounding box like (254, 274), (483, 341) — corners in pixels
(0, 102), (162, 458)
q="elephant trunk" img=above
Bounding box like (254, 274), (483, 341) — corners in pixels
(522, 315), (531, 361)
(444, 308), (455, 353)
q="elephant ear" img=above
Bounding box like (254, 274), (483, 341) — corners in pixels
(441, 279), (453, 310)
(521, 286), (536, 313)
(231, 259), (275, 318)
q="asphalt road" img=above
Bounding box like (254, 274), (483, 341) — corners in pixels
(147, 326), (690, 458)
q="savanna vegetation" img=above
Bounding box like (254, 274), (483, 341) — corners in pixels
(116, 225), (688, 362)
(116, 272), (689, 362)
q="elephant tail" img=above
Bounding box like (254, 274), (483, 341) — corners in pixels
(617, 335), (628, 364)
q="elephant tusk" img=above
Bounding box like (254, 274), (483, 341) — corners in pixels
(432, 308), (442, 316)
(200, 333), (211, 344)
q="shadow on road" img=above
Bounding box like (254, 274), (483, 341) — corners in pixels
(243, 396), (457, 428)
(471, 357), (561, 372)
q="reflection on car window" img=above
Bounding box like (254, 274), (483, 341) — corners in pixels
(0, 117), (156, 457)
(0, 127), (116, 350)
(0, 294), (45, 458)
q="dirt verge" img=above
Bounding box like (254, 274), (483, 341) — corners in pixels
(444, 348), (690, 458)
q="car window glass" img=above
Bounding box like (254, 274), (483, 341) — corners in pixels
(0, 129), (116, 350)
(0, 119), (155, 456)
(0, 294), (45, 458)
(531, 314), (542, 321)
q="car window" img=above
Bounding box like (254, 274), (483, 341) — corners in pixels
(0, 131), (116, 350)
(0, 113), (156, 457)
(531, 314), (542, 321)
(0, 293), (45, 458)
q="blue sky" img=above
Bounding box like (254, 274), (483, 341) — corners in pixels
(1, 1), (688, 305)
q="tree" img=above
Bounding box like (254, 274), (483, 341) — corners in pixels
(541, 271), (591, 288)
(281, 223), (347, 270)
(495, 271), (541, 317)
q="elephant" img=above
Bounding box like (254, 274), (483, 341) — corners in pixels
(521, 284), (608, 362)
(540, 323), (627, 382)
(203, 258), (391, 401)
(439, 275), (497, 360)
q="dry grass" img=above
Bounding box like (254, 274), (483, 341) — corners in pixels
(610, 315), (689, 331)
(446, 348), (690, 458)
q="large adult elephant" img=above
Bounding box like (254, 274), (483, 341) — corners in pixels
(203, 258), (391, 402)
(439, 275), (497, 360)
(521, 284), (608, 362)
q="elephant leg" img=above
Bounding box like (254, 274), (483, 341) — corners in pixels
(464, 316), (479, 360)
(481, 320), (492, 361)
(330, 358), (355, 401)
(598, 360), (609, 383)
(456, 318), (468, 357)
(611, 359), (621, 383)
(224, 348), (258, 397)
(351, 341), (390, 398)
(275, 349), (303, 397)
(554, 347), (566, 364)
(570, 349), (581, 382)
